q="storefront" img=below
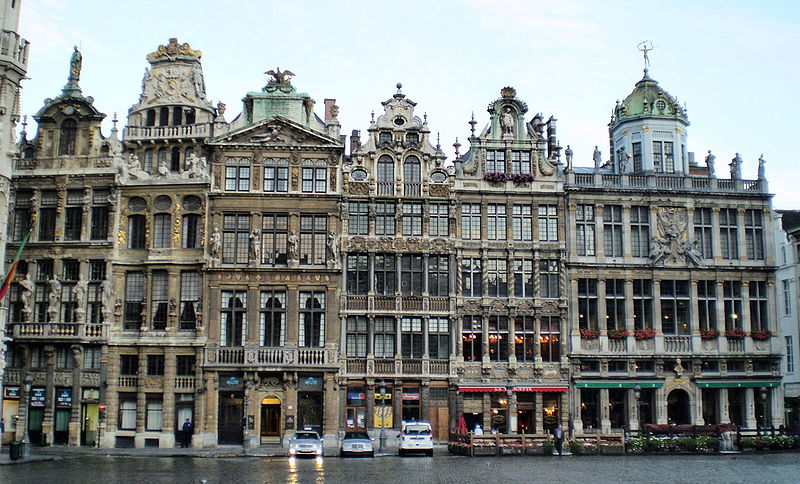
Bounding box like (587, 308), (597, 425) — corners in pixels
(1, 387), (20, 444)
(217, 373), (243, 445)
(345, 387), (367, 430)
(574, 381), (663, 433)
(297, 374), (324, 433)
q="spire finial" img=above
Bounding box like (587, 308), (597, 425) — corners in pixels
(424, 112), (428, 124)
(112, 112), (118, 129)
(370, 110), (375, 123)
(21, 115), (28, 132)
(453, 137), (461, 157)
(469, 112), (477, 136)
(436, 132), (440, 150)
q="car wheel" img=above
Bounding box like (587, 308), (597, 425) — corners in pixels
(369, 451), (375, 458)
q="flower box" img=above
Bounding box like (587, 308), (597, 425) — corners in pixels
(700, 328), (719, 339)
(725, 329), (746, 340)
(600, 445), (625, 455)
(750, 329), (773, 341)
(509, 173), (535, 183)
(580, 328), (600, 339)
(525, 443), (544, 455)
(608, 329), (629, 339)
(483, 172), (510, 183)
(634, 328), (656, 340)
(499, 446), (524, 455)
(473, 445), (498, 456)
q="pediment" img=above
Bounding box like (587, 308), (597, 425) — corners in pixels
(211, 116), (340, 147)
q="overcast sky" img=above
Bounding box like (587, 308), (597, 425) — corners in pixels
(16, 0), (800, 208)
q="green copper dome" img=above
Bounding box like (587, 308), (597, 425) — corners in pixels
(610, 69), (688, 128)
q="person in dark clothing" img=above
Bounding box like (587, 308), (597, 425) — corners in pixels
(182, 419), (193, 448)
(553, 425), (564, 455)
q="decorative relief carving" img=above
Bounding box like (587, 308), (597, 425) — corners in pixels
(649, 206), (704, 267)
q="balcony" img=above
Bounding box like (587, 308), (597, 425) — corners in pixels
(118, 376), (139, 388)
(567, 172), (765, 194)
(9, 322), (107, 340)
(0, 29), (29, 71)
(343, 295), (454, 314)
(204, 346), (338, 368)
(174, 376), (196, 390)
(123, 123), (211, 142)
(343, 357), (453, 377)
(664, 336), (693, 353)
(16, 155), (115, 171)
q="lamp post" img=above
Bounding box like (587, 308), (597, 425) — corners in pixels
(759, 386), (768, 435)
(20, 373), (33, 459)
(634, 384), (642, 436)
(378, 379), (387, 454)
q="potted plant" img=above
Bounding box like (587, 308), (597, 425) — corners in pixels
(634, 328), (656, 340)
(725, 328), (746, 340)
(499, 441), (523, 455)
(525, 440), (544, 455)
(509, 173), (535, 183)
(607, 328), (630, 339)
(700, 328), (719, 339)
(750, 329), (773, 340)
(542, 442), (554, 455)
(483, 172), (510, 183)
(580, 328), (600, 339)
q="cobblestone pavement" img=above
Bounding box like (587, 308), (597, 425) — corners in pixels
(2, 452), (800, 484)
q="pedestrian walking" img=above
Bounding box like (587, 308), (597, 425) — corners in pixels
(182, 419), (193, 448)
(553, 425), (564, 455)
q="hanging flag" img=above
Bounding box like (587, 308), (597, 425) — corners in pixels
(0, 229), (32, 301)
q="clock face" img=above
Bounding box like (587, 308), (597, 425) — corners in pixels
(430, 171), (447, 183)
(63, 106), (75, 115)
(350, 168), (368, 181)
(656, 99), (666, 111)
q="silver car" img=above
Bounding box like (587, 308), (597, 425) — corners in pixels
(340, 431), (375, 457)
(289, 430), (324, 457)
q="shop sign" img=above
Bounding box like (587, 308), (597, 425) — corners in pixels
(30, 387), (46, 407)
(347, 392), (365, 400)
(225, 376), (240, 387)
(374, 393), (392, 400)
(402, 392), (420, 401)
(3, 387), (20, 399)
(298, 375), (323, 391)
(373, 406), (393, 428)
(56, 389), (72, 408)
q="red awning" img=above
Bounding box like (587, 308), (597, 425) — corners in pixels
(513, 385), (568, 393)
(458, 386), (507, 393)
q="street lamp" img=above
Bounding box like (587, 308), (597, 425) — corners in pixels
(20, 373), (34, 459)
(759, 386), (768, 435)
(633, 384), (642, 436)
(378, 379), (387, 454)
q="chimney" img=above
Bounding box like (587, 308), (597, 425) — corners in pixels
(324, 99), (338, 122)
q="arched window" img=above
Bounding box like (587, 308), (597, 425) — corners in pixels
(59, 119), (77, 155)
(171, 147), (180, 171)
(403, 156), (421, 196)
(377, 155), (394, 196)
(159, 107), (169, 126)
(100, 144), (110, 156)
(172, 107), (182, 126)
(157, 148), (167, 168)
(146, 109), (156, 127)
(23, 147), (34, 159)
(185, 108), (196, 125)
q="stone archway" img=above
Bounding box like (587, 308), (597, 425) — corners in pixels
(667, 389), (691, 425)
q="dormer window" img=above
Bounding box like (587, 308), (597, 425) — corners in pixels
(379, 132), (392, 144)
(58, 119), (77, 155)
(405, 133), (419, 145)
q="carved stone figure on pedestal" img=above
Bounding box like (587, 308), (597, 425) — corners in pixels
(74, 275), (88, 323)
(249, 229), (261, 262)
(729, 153), (742, 179)
(20, 272), (34, 321)
(705, 150), (716, 177)
(564, 145), (573, 171)
(327, 231), (340, 265)
(593, 146), (602, 169)
(757, 154), (766, 180)
(288, 231), (300, 261)
(48, 278), (62, 323)
(210, 227), (222, 261)
(101, 277), (114, 318)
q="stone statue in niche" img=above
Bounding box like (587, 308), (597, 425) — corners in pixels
(209, 227), (222, 260)
(288, 231), (300, 261)
(101, 277), (113, 314)
(20, 272), (34, 321)
(618, 148), (631, 172)
(48, 278), (62, 322)
(74, 275), (88, 323)
(326, 231), (340, 264)
(500, 106), (515, 135)
(192, 64), (205, 98)
(249, 229), (261, 262)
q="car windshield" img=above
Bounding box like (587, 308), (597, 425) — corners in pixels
(344, 432), (370, 440)
(295, 432), (319, 440)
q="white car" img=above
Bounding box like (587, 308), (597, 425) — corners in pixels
(340, 431), (375, 457)
(398, 421), (433, 456)
(288, 430), (324, 457)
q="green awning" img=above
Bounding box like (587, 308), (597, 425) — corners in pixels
(575, 381), (663, 389)
(696, 381), (780, 389)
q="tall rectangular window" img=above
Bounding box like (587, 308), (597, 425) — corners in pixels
(90, 205), (109, 240)
(487, 315), (509, 361)
(697, 280), (717, 331)
(373, 317), (395, 358)
(223, 214), (250, 264)
(346, 316), (368, 357)
(632, 141), (642, 172)
(745, 209), (764, 260)
(179, 271), (199, 330)
(461, 203), (481, 240)
(263, 158), (289, 192)
(513, 259), (534, 298)
(374, 254), (396, 295)
(299, 291), (325, 347)
(723, 281), (743, 331)
(487, 259), (508, 297)
(225, 158), (250, 191)
(661, 280), (690, 335)
(124, 272), (144, 330)
(462, 316), (482, 361)
(719, 208), (739, 260)
(64, 204), (82, 241)
(261, 213), (288, 266)
(221, 290), (247, 346)
(540, 316), (560, 362)
(694, 208), (713, 259)
(512, 204), (533, 241)
(401, 317), (423, 358)
(537, 205), (558, 242)
(786, 336), (795, 374)
(119, 398), (137, 430)
(402, 202), (422, 236)
(653, 141), (674, 173)
(260, 291), (286, 347)
(300, 215), (327, 265)
(603, 205), (623, 257)
(461, 258), (482, 297)
(784, 279), (792, 316)
(429, 203), (449, 237)
(151, 270), (168, 330)
(152, 213), (171, 249)
(11, 190), (31, 242)
(749, 281), (768, 331)
(401, 254), (423, 296)
(511, 151), (531, 175)
(514, 316), (535, 362)
(39, 207), (56, 241)
(487, 204), (507, 240)
(428, 318), (450, 359)
(428, 255), (450, 296)
(88, 260), (105, 324)
(177, 355), (196, 376)
(630, 206), (650, 257)
(348, 201), (369, 236)
(539, 259), (559, 299)
(147, 355), (165, 375)
(146, 397), (163, 431)
(605, 279), (625, 330)
(578, 278), (598, 330)
(576, 204), (595, 256)
(486, 150), (505, 173)
(182, 214), (201, 249)
(375, 202), (395, 236)
(301, 160), (327, 193)
(128, 215), (146, 249)
(346, 254), (369, 295)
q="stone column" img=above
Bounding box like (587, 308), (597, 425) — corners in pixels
(711, 208), (722, 260)
(694, 386), (705, 425)
(69, 346), (82, 446)
(600, 388), (611, 433)
(622, 205), (632, 258)
(42, 346), (55, 446)
(323, 373), (338, 437)
(628, 388), (639, 431)
(509, 389), (518, 432)
(422, 317), (430, 357)
(690, 281), (701, 349)
(135, 349), (148, 447)
(719, 388), (730, 424)
(595, 204), (605, 258)
(655, 386), (668, 424)
(572, 388), (583, 435)
(745, 387), (757, 428)
(741, 281), (752, 352)
(535, 391), (544, 434)
(736, 208), (747, 261)
(163, 347), (177, 447)
(653, 281), (664, 353)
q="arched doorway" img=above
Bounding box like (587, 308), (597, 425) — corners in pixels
(260, 396), (281, 445)
(667, 389), (691, 425)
